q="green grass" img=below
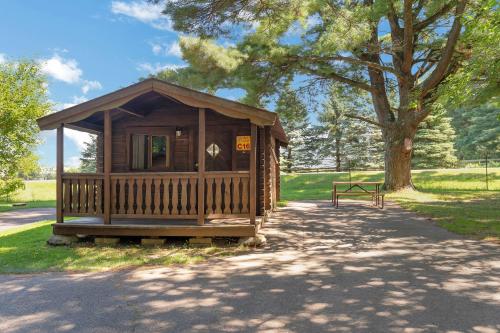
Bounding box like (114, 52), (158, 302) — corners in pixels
(0, 220), (247, 273)
(0, 180), (56, 212)
(280, 168), (500, 240)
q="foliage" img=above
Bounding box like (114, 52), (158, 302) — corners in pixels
(318, 84), (383, 170)
(17, 154), (42, 180)
(0, 221), (247, 273)
(158, 0), (478, 189)
(450, 104), (500, 159)
(0, 60), (50, 197)
(438, 0), (500, 108)
(412, 104), (458, 168)
(275, 86), (310, 171)
(80, 135), (98, 173)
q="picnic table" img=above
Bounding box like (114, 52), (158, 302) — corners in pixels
(332, 181), (384, 208)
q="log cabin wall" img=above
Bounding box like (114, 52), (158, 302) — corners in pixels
(108, 106), (252, 173)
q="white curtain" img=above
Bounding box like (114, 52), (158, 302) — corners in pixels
(132, 135), (146, 169)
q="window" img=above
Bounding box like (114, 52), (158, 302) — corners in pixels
(131, 134), (170, 170)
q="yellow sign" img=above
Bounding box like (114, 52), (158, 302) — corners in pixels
(236, 136), (251, 151)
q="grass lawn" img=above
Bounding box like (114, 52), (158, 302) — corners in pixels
(0, 220), (247, 274)
(0, 180), (56, 212)
(280, 168), (500, 240)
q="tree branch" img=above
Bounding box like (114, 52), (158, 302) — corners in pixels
(298, 64), (374, 92)
(345, 113), (386, 128)
(420, 0), (467, 97)
(402, 0), (414, 74)
(414, 2), (455, 31)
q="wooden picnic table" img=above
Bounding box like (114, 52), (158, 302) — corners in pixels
(332, 181), (384, 208)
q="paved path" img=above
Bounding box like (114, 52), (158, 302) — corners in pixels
(0, 208), (55, 232)
(0, 201), (499, 333)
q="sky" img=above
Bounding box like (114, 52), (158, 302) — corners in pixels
(0, 0), (244, 168)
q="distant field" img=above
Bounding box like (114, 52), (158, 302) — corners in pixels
(280, 168), (500, 240)
(0, 180), (56, 212)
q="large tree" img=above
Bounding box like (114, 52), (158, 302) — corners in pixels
(156, 0), (496, 190)
(0, 60), (50, 197)
(80, 135), (98, 173)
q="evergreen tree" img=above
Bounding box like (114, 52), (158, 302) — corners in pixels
(318, 85), (383, 171)
(412, 105), (458, 169)
(451, 104), (500, 159)
(80, 136), (98, 173)
(274, 86), (309, 172)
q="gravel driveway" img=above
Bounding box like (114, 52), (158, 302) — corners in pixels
(0, 208), (55, 232)
(0, 201), (499, 333)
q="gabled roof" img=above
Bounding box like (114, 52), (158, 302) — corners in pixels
(37, 78), (282, 132)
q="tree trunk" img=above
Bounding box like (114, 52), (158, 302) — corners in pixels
(335, 137), (341, 172)
(286, 147), (292, 173)
(383, 126), (416, 191)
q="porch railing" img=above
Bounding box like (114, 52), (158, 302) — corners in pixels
(62, 173), (104, 216)
(61, 171), (250, 219)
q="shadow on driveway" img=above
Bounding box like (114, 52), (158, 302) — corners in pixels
(0, 201), (499, 332)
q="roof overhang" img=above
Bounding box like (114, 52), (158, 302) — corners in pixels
(37, 79), (278, 130)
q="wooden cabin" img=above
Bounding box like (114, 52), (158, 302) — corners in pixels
(37, 78), (287, 238)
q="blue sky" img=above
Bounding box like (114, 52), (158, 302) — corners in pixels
(0, 0), (244, 168)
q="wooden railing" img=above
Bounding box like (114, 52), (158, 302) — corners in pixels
(110, 172), (198, 218)
(62, 173), (104, 216)
(61, 171), (250, 219)
(205, 171), (250, 218)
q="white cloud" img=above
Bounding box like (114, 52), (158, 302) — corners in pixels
(81, 80), (102, 94)
(53, 96), (88, 111)
(150, 41), (182, 57)
(136, 62), (185, 75)
(151, 43), (162, 55)
(64, 128), (92, 151)
(111, 1), (171, 30)
(66, 156), (82, 167)
(166, 42), (182, 57)
(0, 53), (6, 64)
(39, 54), (82, 84)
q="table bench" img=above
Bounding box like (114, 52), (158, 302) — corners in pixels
(332, 181), (384, 209)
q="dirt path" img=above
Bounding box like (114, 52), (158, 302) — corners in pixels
(0, 208), (55, 232)
(0, 201), (499, 332)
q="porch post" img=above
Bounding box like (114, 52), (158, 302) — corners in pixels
(197, 108), (206, 225)
(249, 123), (257, 224)
(56, 125), (64, 223)
(103, 110), (112, 224)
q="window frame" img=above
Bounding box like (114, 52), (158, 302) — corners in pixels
(127, 127), (174, 171)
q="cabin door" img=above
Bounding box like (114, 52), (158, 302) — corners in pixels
(205, 128), (232, 171)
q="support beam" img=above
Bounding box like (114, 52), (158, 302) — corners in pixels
(249, 123), (257, 224)
(56, 125), (64, 223)
(197, 108), (206, 225)
(116, 107), (144, 118)
(103, 110), (112, 224)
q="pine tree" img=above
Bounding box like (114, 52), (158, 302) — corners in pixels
(412, 105), (458, 169)
(80, 136), (98, 173)
(274, 86), (309, 172)
(451, 104), (500, 159)
(318, 85), (383, 171)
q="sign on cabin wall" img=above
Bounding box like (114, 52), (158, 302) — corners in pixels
(236, 136), (251, 151)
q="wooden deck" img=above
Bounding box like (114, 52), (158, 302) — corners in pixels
(53, 217), (257, 237)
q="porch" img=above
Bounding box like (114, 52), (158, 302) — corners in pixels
(58, 171), (258, 237)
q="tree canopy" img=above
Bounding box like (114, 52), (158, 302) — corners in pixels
(156, 0), (497, 190)
(0, 60), (50, 197)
